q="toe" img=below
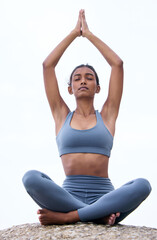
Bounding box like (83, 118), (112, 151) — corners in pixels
(38, 209), (47, 214)
(110, 214), (116, 225)
(116, 212), (120, 217)
(37, 209), (41, 214)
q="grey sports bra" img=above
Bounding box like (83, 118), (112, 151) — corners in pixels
(56, 111), (113, 157)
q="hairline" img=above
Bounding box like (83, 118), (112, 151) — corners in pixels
(69, 64), (100, 86)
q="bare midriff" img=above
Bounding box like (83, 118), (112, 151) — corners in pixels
(61, 153), (109, 178)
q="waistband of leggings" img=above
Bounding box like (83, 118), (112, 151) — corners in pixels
(62, 175), (114, 191)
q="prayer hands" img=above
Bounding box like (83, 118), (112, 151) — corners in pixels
(74, 9), (90, 37)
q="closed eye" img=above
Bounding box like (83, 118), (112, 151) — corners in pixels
(86, 73), (94, 80)
(74, 78), (80, 81)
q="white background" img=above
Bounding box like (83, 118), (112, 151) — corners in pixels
(0, 0), (157, 230)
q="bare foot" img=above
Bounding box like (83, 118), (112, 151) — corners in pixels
(94, 212), (120, 225)
(37, 209), (80, 225)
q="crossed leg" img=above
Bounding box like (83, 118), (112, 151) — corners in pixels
(77, 178), (151, 222)
(22, 170), (151, 225)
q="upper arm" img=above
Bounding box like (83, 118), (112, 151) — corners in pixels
(101, 62), (124, 123)
(43, 66), (70, 124)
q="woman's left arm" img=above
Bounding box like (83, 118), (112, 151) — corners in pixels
(81, 10), (123, 125)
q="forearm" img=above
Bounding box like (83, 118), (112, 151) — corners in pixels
(43, 30), (78, 68)
(85, 31), (123, 67)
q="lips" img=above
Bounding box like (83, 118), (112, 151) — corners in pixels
(78, 87), (88, 90)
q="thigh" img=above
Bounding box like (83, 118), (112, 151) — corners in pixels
(78, 178), (151, 222)
(22, 170), (87, 212)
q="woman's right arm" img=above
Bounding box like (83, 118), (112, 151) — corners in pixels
(43, 12), (81, 132)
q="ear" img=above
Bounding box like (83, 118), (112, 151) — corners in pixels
(96, 85), (100, 94)
(68, 86), (73, 95)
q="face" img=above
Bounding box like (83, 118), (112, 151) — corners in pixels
(68, 67), (100, 98)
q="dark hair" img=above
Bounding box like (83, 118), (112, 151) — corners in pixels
(68, 64), (100, 86)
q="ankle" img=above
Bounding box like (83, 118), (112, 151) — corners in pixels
(66, 211), (80, 224)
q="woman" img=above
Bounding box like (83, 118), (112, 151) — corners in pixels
(23, 10), (151, 225)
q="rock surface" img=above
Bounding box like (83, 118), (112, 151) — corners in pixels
(0, 223), (157, 240)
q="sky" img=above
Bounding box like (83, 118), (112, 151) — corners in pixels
(0, 0), (157, 230)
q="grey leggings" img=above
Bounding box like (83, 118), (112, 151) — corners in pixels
(22, 170), (151, 223)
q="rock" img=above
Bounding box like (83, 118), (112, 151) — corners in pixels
(0, 223), (157, 240)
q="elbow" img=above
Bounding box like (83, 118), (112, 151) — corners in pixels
(119, 59), (123, 67)
(115, 58), (123, 68)
(42, 60), (56, 69)
(42, 60), (49, 69)
(111, 57), (123, 68)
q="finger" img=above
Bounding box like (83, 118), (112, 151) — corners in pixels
(79, 9), (82, 18)
(82, 9), (85, 19)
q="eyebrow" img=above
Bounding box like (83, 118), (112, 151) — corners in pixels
(73, 73), (94, 77)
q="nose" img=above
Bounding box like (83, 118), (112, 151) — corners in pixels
(81, 77), (87, 85)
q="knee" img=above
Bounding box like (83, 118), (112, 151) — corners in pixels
(22, 170), (40, 191)
(136, 178), (152, 198)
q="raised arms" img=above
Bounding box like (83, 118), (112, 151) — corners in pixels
(81, 10), (123, 134)
(42, 12), (82, 134)
(43, 10), (123, 135)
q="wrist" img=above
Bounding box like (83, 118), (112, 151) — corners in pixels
(71, 29), (81, 38)
(83, 30), (93, 38)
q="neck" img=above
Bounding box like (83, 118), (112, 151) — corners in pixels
(75, 99), (95, 117)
